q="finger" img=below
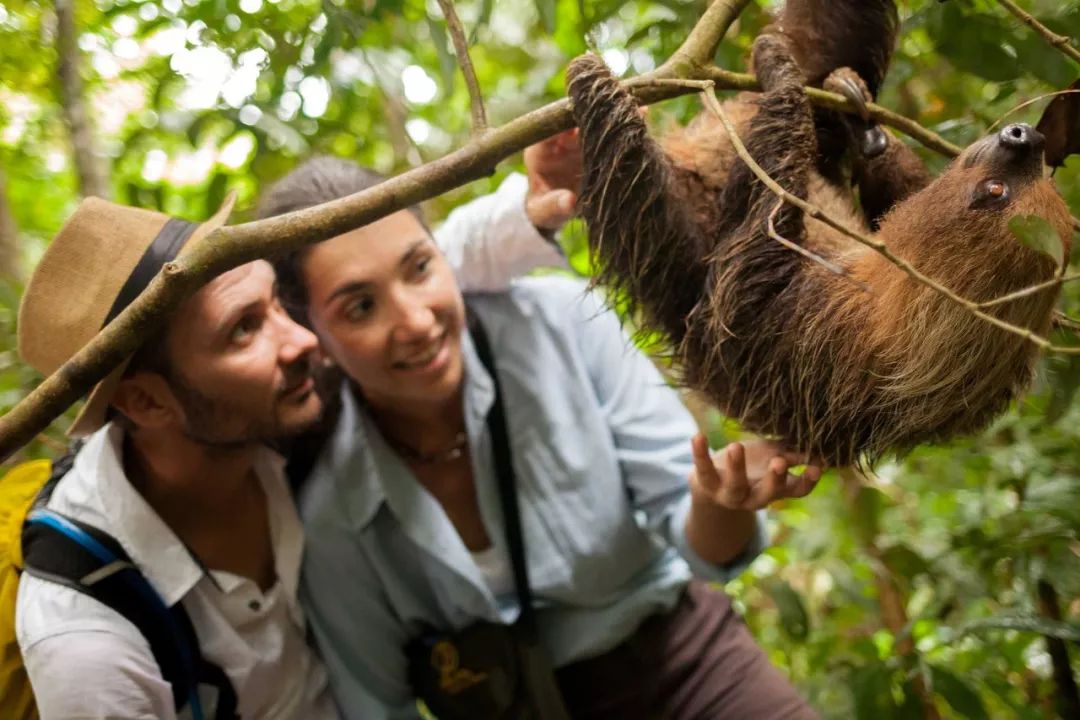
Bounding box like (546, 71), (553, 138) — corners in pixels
(525, 190), (577, 230)
(749, 455), (789, 506)
(690, 433), (722, 495)
(784, 464), (823, 498)
(747, 456), (785, 508)
(718, 442), (751, 507)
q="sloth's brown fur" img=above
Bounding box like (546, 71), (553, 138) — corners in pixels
(566, 12), (1073, 465)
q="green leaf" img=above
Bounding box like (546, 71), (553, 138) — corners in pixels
(850, 665), (896, 720)
(535, 0), (556, 34)
(469, 0), (493, 44)
(930, 666), (989, 720)
(425, 16), (456, 93)
(954, 615), (1080, 643)
(851, 485), (885, 545)
(1008, 214), (1064, 267)
(766, 579), (810, 641)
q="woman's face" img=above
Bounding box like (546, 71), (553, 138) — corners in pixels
(303, 209), (466, 415)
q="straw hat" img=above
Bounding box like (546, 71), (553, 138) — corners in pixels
(18, 194), (236, 436)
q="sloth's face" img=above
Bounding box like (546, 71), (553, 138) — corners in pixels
(877, 123), (1071, 280)
(960, 123), (1047, 212)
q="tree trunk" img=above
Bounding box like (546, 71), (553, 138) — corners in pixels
(0, 165), (20, 281)
(1036, 580), (1080, 719)
(55, 0), (108, 199)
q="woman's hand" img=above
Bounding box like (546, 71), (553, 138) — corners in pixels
(689, 434), (824, 511)
(523, 128), (581, 231)
(683, 434), (826, 567)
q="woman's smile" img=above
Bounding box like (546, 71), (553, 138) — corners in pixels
(392, 331), (450, 374)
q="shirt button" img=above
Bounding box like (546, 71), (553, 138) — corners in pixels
(249, 600), (261, 611)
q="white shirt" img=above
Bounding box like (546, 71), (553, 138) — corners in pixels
(16, 424), (338, 720)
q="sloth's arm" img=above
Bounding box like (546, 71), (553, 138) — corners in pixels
(566, 54), (710, 345)
(854, 137), (934, 229)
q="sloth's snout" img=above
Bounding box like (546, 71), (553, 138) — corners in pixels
(998, 123), (1044, 155)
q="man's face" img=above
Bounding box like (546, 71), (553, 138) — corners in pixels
(163, 260), (322, 447)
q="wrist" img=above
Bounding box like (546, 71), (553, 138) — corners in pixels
(685, 492), (757, 566)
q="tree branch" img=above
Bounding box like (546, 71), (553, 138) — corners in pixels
(435, 0), (487, 135)
(661, 0), (755, 74)
(995, 0), (1080, 67)
(55, 0), (109, 199)
(698, 82), (1080, 356)
(0, 2), (755, 463)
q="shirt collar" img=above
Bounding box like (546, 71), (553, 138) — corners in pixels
(67, 423), (301, 608)
(322, 326), (496, 533)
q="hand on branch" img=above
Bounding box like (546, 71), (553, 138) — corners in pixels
(524, 128), (582, 231)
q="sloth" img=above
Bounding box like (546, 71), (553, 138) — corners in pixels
(565, 3), (1073, 466)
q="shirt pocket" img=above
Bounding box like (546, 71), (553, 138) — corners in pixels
(515, 425), (649, 597)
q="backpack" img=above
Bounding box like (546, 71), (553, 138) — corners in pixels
(0, 454), (238, 720)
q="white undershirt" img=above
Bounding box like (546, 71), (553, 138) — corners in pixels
(469, 543), (516, 599)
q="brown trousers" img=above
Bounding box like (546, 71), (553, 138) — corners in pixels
(555, 581), (819, 720)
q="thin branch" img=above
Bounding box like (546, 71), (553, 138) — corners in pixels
(697, 82), (1080, 356)
(661, 0), (755, 74)
(694, 67), (964, 158)
(0, 3), (757, 464)
(765, 199), (870, 293)
(978, 274), (1080, 309)
(996, 0), (1080, 66)
(1053, 310), (1080, 333)
(435, 0), (487, 135)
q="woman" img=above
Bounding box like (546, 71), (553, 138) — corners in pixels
(260, 156), (824, 719)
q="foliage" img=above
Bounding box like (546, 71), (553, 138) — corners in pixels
(1, 0), (1078, 716)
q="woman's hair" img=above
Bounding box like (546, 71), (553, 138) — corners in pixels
(256, 155), (427, 325)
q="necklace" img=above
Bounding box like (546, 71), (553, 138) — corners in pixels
(386, 431), (468, 465)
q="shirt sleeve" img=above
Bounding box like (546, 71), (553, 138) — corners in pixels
(566, 283), (769, 583)
(300, 520), (422, 720)
(22, 629), (175, 720)
(434, 173), (567, 292)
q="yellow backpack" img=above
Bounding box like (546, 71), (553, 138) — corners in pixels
(0, 459), (52, 720)
(0, 455), (240, 720)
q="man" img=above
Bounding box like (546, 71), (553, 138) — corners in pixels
(14, 136), (580, 719)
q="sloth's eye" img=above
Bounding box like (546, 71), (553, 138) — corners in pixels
(970, 179), (1010, 209)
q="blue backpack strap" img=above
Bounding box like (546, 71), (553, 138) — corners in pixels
(20, 491), (238, 719)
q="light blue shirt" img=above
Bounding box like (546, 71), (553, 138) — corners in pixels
(299, 276), (768, 720)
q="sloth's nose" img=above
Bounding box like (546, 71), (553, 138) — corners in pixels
(998, 123), (1044, 153)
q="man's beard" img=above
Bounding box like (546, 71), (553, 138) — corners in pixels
(168, 364), (319, 450)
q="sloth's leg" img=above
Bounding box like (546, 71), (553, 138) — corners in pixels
(566, 53), (709, 345)
(779, 0), (898, 97)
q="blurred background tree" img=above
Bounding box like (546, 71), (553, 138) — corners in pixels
(0, 0), (1078, 716)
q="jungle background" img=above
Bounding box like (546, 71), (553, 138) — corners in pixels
(0, 0), (1078, 716)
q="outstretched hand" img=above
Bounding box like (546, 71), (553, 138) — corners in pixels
(689, 434), (824, 511)
(524, 128), (582, 231)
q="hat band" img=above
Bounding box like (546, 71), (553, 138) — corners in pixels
(103, 218), (197, 328)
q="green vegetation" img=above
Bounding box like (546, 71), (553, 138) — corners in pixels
(1, 0), (1078, 716)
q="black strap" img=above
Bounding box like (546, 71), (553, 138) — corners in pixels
(467, 309), (537, 639)
(21, 462), (238, 719)
(103, 218), (197, 327)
